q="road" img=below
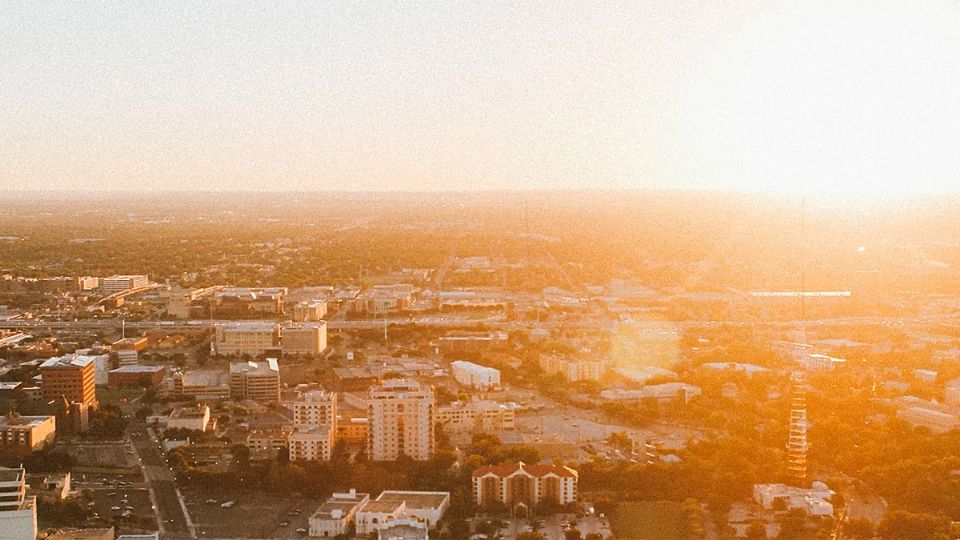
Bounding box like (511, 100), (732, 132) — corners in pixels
(130, 421), (194, 539)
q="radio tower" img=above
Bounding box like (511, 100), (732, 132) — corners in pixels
(787, 197), (809, 486)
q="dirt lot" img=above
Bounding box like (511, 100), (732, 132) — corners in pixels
(69, 441), (141, 470)
(182, 487), (324, 538)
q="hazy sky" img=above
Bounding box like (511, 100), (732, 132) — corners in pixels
(2, 1), (959, 195)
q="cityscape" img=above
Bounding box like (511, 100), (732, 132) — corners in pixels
(3, 2), (960, 540)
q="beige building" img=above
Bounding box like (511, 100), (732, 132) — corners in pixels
(281, 322), (328, 356)
(289, 425), (335, 461)
(308, 490), (370, 538)
(213, 322), (280, 356)
(288, 390), (337, 461)
(0, 414), (56, 451)
(294, 299), (328, 322)
(538, 355), (604, 382)
(230, 359), (280, 402)
(436, 401), (514, 434)
(166, 405), (211, 432)
(355, 491), (449, 536)
(367, 380), (435, 461)
(472, 462), (578, 517)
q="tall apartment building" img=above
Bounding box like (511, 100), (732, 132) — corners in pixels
(472, 462), (578, 516)
(281, 322), (328, 356)
(229, 359), (280, 402)
(213, 322), (280, 356)
(0, 466), (38, 540)
(289, 390), (338, 461)
(367, 379), (435, 461)
(100, 275), (149, 294)
(39, 355), (97, 405)
(538, 355), (604, 382)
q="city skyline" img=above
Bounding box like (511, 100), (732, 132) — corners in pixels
(3, 1), (960, 198)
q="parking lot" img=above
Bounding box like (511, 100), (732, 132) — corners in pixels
(479, 514), (612, 540)
(182, 488), (323, 538)
(69, 441), (141, 470)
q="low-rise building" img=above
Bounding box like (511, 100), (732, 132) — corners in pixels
(436, 400), (514, 434)
(167, 405), (211, 432)
(355, 491), (449, 536)
(377, 516), (429, 540)
(108, 365), (166, 388)
(100, 275), (149, 294)
(753, 482), (834, 517)
(308, 489), (370, 538)
(294, 299), (328, 322)
(600, 383), (702, 404)
(450, 361), (500, 390)
(171, 370), (230, 400)
(246, 427), (293, 458)
(289, 425), (335, 461)
(471, 462), (578, 516)
(538, 355), (603, 382)
(0, 413), (56, 451)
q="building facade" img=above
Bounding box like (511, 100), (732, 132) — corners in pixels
(0, 466), (38, 540)
(100, 275), (149, 294)
(471, 462), (578, 516)
(40, 355), (97, 405)
(213, 322), (281, 356)
(436, 401), (514, 434)
(0, 414), (56, 452)
(281, 323), (328, 356)
(229, 359), (280, 402)
(367, 380), (435, 461)
(450, 361), (501, 390)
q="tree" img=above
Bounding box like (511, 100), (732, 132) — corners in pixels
(745, 521), (767, 540)
(517, 533), (547, 540)
(843, 517), (875, 540)
(564, 528), (583, 540)
(585, 534), (604, 540)
(877, 510), (950, 540)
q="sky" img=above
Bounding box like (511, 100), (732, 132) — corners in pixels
(2, 1), (960, 196)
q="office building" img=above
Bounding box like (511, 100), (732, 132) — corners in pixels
(0, 466), (38, 540)
(170, 370), (230, 400)
(212, 287), (287, 317)
(450, 361), (500, 390)
(108, 365), (166, 388)
(308, 490), (370, 538)
(281, 322), (328, 356)
(367, 380), (435, 461)
(167, 405), (211, 432)
(472, 462), (578, 516)
(40, 355), (97, 405)
(0, 414), (56, 452)
(213, 322), (281, 356)
(100, 275), (149, 294)
(230, 359), (280, 402)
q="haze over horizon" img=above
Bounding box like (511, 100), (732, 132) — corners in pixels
(3, 1), (960, 197)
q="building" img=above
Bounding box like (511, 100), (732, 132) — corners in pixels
(212, 287), (287, 317)
(167, 405), (211, 432)
(946, 379), (960, 408)
(337, 417), (369, 446)
(333, 366), (382, 392)
(367, 380), (435, 461)
(294, 299), (328, 322)
(0, 414), (56, 451)
(377, 517), (429, 540)
(351, 285), (414, 315)
(355, 491), (450, 536)
(308, 489), (370, 537)
(213, 322), (281, 356)
(171, 370), (230, 400)
(471, 462), (578, 517)
(45, 527), (114, 540)
(289, 426), (335, 461)
(230, 359), (280, 402)
(599, 383), (702, 404)
(288, 390), (337, 461)
(538, 355), (604, 382)
(0, 466), (37, 540)
(108, 365), (166, 388)
(27, 471), (71, 502)
(282, 322), (328, 356)
(112, 337), (148, 352)
(246, 427), (293, 458)
(753, 482), (834, 516)
(450, 361), (500, 390)
(436, 401), (515, 434)
(896, 405), (960, 434)
(100, 275), (149, 294)
(438, 331), (507, 354)
(40, 355), (97, 405)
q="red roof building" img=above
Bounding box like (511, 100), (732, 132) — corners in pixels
(471, 461), (577, 517)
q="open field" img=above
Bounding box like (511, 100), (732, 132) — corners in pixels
(608, 501), (691, 540)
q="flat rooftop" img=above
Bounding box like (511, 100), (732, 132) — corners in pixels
(111, 365), (165, 373)
(375, 491), (449, 511)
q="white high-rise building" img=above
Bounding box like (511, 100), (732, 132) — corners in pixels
(367, 380), (435, 461)
(288, 390), (338, 462)
(100, 275), (149, 294)
(0, 466), (37, 540)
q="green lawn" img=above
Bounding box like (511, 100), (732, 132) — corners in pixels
(608, 501), (691, 540)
